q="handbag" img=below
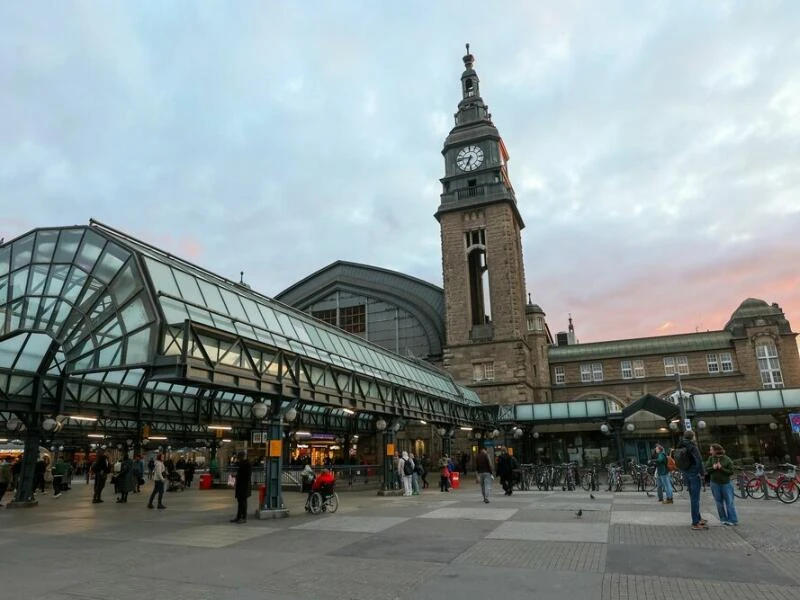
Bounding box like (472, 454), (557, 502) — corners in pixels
(227, 474), (235, 487)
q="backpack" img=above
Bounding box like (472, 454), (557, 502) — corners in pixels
(403, 459), (414, 476)
(673, 446), (694, 471)
(666, 455), (677, 472)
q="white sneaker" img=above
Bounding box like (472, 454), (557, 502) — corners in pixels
(54, 493), (62, 498)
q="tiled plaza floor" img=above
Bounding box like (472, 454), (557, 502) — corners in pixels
(2, 479), (799, 599)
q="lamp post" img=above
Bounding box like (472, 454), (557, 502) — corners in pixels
(674, 373), (689, 431)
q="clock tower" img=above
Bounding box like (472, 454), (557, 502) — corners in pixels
(436, 46), (536, 406)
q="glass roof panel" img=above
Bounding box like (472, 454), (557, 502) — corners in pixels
(11, 233), (34, 271)
(218, 288), (249, 322)
(0, 245), (10, 278)
(172, 269), (204, 304)
(33, 230), (59, 263)
(0, 333), (27, 370)
(144, 258), (181, 298)
(196, 279), (228, 314)
(94, 243), (128, 284)
(53, 229), (83, 263)
(74, 229), (106, 273)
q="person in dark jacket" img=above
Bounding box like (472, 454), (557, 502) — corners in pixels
(92, 449), (110, 504)
(475, 448), (494, 503)
(116, 454), (136, 503)
(678, 430), (707, 530)
(496, 450), (514, 496)
(231, 451), (252, 523)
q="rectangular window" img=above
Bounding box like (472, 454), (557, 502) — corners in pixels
(312, 309), (337, 327)
(527, 315), (535, 331)
(720, 352), (733, 373)
(339, 305), (366, 335)
(707, 353), (719, 374)
(464, 229), (486, 248)
(473, 361), (495, 382)
(757, 343), (783, 389)
(633, 360), (646, 378)
(554, 366), (565, 385)
(580, 363), (603, 382)
(664, 356), (689, 376)
(620, 360), (633, 380)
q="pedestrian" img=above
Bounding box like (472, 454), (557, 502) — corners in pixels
(676, 430), (707, 530)
(0, 457), (12, 506)
(399, 451), (413, 496)
(475, 447), (494, 503)
(438, 456), (451, 492)
(147, 458), (155, 480)
(184, 460), (195, 489)
(52, 456), (70, 498)
(133, 455), (144, 493)
(706, 443), (738, 526)
(496, 449), (514, 496)
(231, 450), (252, 523)
(116, 454), (135, 503)
(147, 453), (167, 509)
(11, 456), (22, 491)
(34, 455), (47, 495)
(418, 455), (429, 489)
(653, 444), (673, 504)
(92, 449), (110, 504)
(409, 452), (420, 495)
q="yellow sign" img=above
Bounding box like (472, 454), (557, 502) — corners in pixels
(386, 443), (395, 456)
(142, 424), (150, 439)
(508, 448), (514, 456)
(269, 440), (282, 457)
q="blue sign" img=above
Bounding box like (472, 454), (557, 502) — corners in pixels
(789, 413), (800, 434)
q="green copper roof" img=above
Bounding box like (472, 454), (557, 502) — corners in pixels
(548, 331), (733, 363)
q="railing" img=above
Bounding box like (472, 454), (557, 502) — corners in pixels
(208, 464), (383, 491)
(457, 185), (485, 200)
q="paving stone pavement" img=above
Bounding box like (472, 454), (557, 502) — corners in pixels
(2, 479), (799, 599)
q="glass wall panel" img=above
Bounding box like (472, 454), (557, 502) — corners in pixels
(736, 391), (760, 409)
(144, 258), (181, 297)
(533, 404), (552, 420)
(27, 264), (49, 295)
(782, 388), (800, 409)
(516, 404), (533, 420)
(758, 390), (783, 408)
(715, 393), (737, 410)
(10, 267), (29, 301)
(550, 403), (569, 419)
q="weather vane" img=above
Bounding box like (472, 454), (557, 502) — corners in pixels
(466, 43), (470, 54)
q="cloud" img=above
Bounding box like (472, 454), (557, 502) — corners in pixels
(1, 0), (799, 348)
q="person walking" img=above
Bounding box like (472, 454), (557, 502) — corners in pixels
(475, 448), (494, 503)
(92, 449), (110, 504)
(231, 450), (252, 523)
(438, 456), (451, 492)
(409, 453), (420, 495)
(133, 455), (144, 493)
(676, 430), (707, 530)
(706, 443), (739, 526)
(654, 444), (673, 504)
(184, 460), (196, 489)
(496, 449), (514, 496)
(52, 456), (70, 498)
(147, 453), (167, 509)
(34, 455), (47, 495)
(147, 458), (155, 480)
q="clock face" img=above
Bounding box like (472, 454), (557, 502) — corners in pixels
(456, 145), (484, 171)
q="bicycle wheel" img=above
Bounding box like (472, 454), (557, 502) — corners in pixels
(777, 481), (799, 504)
(746, 477), (765, 499)
(733, 476), (748, 499)
(581, 473), (592, 492)
(309, 492), (323, 514)
(671, 472), (684, 493)
(327, 492), (339, 513)
(644, 474), (657, 493)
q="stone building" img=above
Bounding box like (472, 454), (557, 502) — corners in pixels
(279, 49), (800, 466)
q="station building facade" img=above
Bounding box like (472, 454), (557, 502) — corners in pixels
(278, 48), (800, 466)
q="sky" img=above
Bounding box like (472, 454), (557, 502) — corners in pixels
(1, 1), (799, 344)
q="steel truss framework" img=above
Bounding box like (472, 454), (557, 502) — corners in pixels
(0, 222), (489, 446)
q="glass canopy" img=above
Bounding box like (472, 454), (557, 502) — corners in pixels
(0, 223), (482, 441)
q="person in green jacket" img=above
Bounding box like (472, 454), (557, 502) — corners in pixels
(653, 444), (673, 504)
(705, 443), (738, 526)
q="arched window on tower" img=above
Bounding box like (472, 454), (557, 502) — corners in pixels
(464, 78), (475, 97)
(465, 229), (491, 326)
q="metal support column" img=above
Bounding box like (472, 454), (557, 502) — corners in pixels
(377, 429), (398, 496)
(10, 414), (40, 508)
(257, 415), (288, 519)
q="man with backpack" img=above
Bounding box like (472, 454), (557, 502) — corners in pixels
(675, 430), (707, 530)
(653, 444), (673, 504)
(398, 451), (414, 497)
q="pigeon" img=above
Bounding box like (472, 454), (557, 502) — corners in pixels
(590, 493), (596, 500)
(575, 509), (583, 518)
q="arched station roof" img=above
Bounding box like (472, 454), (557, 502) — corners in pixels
(275, 260), (445, 358)
(0, 222), (483, 443)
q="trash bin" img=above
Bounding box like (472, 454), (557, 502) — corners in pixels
(199, 473), (212, 490)
(450, 471), (460, 489)
(258, 484), (266, 508)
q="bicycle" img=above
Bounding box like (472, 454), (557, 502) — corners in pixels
(581, 465), (600, 492)
(746, 463), (799, 503)
(305, 485), (339, 514)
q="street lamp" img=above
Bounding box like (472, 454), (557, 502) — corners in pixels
(625, 423), (636, 433)
(375, 418), (387, 432)
(674, 373), (690, 430)
(251, 402), (268, 420)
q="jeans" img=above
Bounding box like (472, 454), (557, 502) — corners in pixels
(440, 475), (450, 491)
(710, 481), (738, 524)
(93, 474), (107, 501)
(658, 474), (673, 500)
(685, 471), (703, 525)
(411, 473), (419, 494)
(148, 480), (165, 507)
(479, 472), (493, 501)
(402, 475), (412, 496)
